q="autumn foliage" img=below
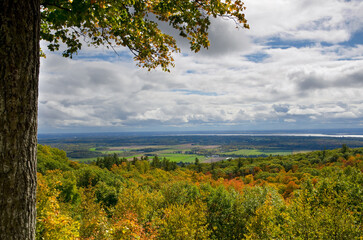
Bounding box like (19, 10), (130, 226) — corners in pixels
(36, 145), (363, 239)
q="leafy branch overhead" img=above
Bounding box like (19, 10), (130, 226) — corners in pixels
(40, 0), (249, 71)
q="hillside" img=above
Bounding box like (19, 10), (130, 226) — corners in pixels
(36, 144), (363, 239)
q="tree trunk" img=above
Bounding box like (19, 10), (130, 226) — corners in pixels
(0, 0), (40, 239)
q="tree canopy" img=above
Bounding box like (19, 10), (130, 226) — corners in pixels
(40, 0), (249, 70)
(36, 145), (363, 239)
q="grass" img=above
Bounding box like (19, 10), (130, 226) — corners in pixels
(261, 150), (292, 155)
(82, 146), (292, 163)
(70, 154), (202, 163)
(100, 150), (127, 154)
(89, 147), (126, 154)
(224, 149), (262, 155)
(158, 154), (206, 163)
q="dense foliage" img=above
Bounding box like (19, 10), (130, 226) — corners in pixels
(40, 0), (248, 71)
(37, 144), (363, 239)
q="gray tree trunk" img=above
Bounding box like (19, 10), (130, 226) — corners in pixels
(0, 0), (40, 239)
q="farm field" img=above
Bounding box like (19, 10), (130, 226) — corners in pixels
(71, 145), (293, 163)
(38, 133), (363, 163)
(86, 145), (213, 163)
(156, 153), (206, 163)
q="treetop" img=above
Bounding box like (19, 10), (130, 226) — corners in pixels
(40, 0), (249, 71)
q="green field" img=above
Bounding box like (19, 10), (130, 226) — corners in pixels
(76, 145), (292, 163)
(262, 150), (292, 155)
(89, 148), (126, 154)
(100, 150), (126, 154)
(158, 154), (206, 163)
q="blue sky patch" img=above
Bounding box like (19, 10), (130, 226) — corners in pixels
(72, 50), (132, 62)
(185, 70), (196, 74)
(342, 29), (363, 47)
(172, 89), (219, 96)
(245, 52), (269, 63)
(265, 38), (318, 49)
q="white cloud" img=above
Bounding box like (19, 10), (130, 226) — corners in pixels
(245, 0), (363, 42)
(332, 112), (357, 119)
(38, 0), (363, 132)
(284, 119), (296, 123)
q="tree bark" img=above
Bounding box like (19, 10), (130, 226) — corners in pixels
(0, 0), (40, 239)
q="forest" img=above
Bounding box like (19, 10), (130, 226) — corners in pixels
(37, 144), (363, 239)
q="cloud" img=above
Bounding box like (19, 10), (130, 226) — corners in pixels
(151, 14), (254, 57)
(246, 0), (363, 43)
(287, 59), (363, 92)
(284, 119), (296, 123)
(197, 18), (253, 56)
(273, 104), (290, 113)
(38, 1), (363, 132)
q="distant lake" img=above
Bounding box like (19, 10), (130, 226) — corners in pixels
(170, 133), (363, 138)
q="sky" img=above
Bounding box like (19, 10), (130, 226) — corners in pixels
(39, 0), (363, 133)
